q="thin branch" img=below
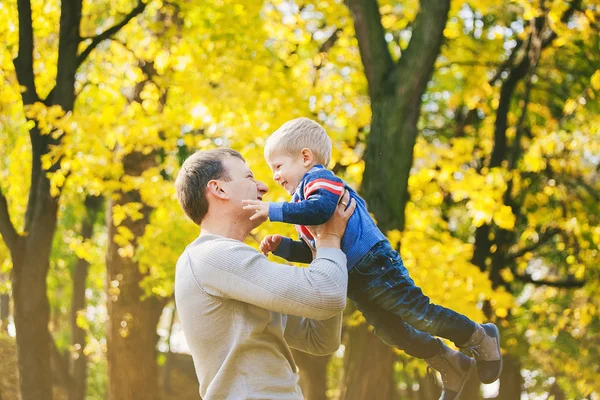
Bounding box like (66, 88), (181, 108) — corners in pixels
(76, 0), (146, 69)
(488, 37), (525, 86)
(313, 28), (343, 87)
(508, 227), (560, 260)
(514, 273), (585, 288)
(438, 61), (501, 69)
(318, 28), (343, 55)
(0, 190), (20, 253)
(541, 0), (583, 48)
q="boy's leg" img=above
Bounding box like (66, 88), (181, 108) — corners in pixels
(349, 242), (502, 383)
(351, 295), (475, 400)
(350, 292), (439, 359)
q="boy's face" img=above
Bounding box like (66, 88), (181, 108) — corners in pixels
(266, 152), (310, 195)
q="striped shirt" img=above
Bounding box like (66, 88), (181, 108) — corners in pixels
(269, 165), (386, 269)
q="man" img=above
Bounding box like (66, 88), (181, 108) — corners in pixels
(175, 148), (355, 399)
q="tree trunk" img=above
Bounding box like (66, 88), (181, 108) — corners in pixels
(339, 323), (397, 400)
(162, 306), (176, 394)
(292, 350), (331, 400)
(417, 375), (441, 400)
(4, 2), (145, 399)
(69, 196), (103, 400)
(106, 151), (165, 400)
(12, 186), (59, 400)
(548, 382), (566, 400)
(496, 354), (522, 400)
(459, 369), (482, 400)
(341, 0), (451, 395)
(0, 293), (8, 333)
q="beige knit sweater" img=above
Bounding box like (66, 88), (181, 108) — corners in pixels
(175, 233), (348, 399)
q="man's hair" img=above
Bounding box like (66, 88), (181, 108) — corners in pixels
(175, 148), (244, 225)
(265, 117), (332, 166)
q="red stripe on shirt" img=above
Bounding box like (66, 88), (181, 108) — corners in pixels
(304, 179), (344, 198)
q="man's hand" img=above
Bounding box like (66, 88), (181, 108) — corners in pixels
(259, 234), (283, 256)
(242, 200), (270, 221)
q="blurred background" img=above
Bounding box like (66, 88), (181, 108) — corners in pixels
(0, 0), (598, 399)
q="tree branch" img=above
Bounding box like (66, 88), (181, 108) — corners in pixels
(24, 124), (43, 234)
(0, 190), (20, 253)
(514, 273), (585, 288)
(14, 0), (39, 104)
(50, 0), (83, 109)
(318, 28), (343, 55)
(508, 227), (560, 260)
(313, 28), (343, 87)
(76, 0), (146, 69)
(393, 0), (451, 96)
(439, 61), (501, 69)
(344, 0), (394, 97)
(541, 0), (583, 48)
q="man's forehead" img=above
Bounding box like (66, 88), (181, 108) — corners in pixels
(224, 156), (252, 175)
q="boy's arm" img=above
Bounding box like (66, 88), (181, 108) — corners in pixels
(273, 236), (314, 264)
(269, 172), (345, 225)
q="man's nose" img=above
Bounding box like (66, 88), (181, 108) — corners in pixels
(257, 181), (268, 194)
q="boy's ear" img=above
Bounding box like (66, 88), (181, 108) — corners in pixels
(300, 148), (314, 167)
(207, 180), (229, 200)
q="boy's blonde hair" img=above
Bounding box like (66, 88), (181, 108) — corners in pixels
(265, 117), (332, 166)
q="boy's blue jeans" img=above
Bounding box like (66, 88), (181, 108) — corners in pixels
(347, 240), (478, 360)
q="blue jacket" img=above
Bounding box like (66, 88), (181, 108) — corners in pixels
(269, 165), (386, 269)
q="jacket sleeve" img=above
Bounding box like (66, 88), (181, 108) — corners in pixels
(269, 171), (345, 225)
(273, 236), (314, 264)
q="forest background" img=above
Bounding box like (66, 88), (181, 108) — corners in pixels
(0, 0), (599, 399)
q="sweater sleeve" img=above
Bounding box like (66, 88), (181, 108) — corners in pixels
(284, 312), (343, 356)
(269, 170), (345, 226)
(194, 239), (348, 320)
(273, 237), (314, 264)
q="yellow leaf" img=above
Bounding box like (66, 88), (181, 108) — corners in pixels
(500, 268), (514, 283)
(495, 307), (508, 318)
(591, 70), (600, 90)
(493, 205), (516, 230)
(564, 99), (577, 115)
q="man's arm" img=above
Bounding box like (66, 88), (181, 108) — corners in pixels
(192, 239), (347, 320)
(273, 236), (314, 264)
(269, 171), (345, 225)
(284, 313), (343, 356)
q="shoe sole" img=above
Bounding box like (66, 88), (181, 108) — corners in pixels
(482, 323), (503, 383)
(454, 357), (476, 400)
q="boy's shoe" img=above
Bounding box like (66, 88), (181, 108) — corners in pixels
(425, 341), (476, 400)
(459, 323), (503, 383)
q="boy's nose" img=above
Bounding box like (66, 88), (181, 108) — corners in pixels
(273, 172), (280, 181)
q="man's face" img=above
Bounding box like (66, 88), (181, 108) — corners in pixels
(266, 152), (308, 195)
(221, 156), (268, 208)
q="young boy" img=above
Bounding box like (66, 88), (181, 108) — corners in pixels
(243, 118), (503, 400)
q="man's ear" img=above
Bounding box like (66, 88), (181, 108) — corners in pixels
(300, 148), (314, 167)
(207, 180), (229, 200)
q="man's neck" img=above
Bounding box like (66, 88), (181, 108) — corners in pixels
(200, 213), (249, 242)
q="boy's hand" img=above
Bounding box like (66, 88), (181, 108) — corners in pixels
(243, 200), (270, 221)
(259, 234), (283, 256)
